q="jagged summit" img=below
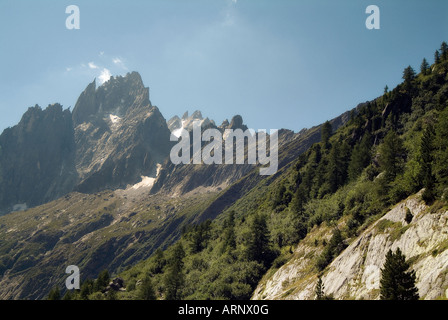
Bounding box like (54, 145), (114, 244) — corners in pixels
(168, 110), (214, 137)
(0, 71), (171, 211)
(0, 103), (76, 212)
(72, 71), (150, 126)
(167, 111), (249, 136)
(72, 71), (171, 193)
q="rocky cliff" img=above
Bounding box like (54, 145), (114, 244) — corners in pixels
(73, 72), (172, 193)
(0, 72), (173, 213)
(253, 190), (448, 300)
(0, 104), (77, 213)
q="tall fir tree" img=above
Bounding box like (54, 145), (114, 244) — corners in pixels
(441, 41), (448, 60)
(402, 65), (416, 91)
(419, 124), (436, 203)
(380, 248), (419, 300)
(164, 242), (185, 300)
(222, 210), (236, 251)
(246, 214), (271, 265)
(434, 50), (440, 64)
(379, 131), (405, 183)
(321, 121), (332, 149)
(348, 132), (372, 181)
(93, 269), (110, 292)
(434, 108), (448, 190)
(139, 277), (156, 300)
(315, 275), (325, 300)
(420, 58), (429, 75)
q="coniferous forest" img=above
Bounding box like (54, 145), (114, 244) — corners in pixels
(50, 42), (448, 301)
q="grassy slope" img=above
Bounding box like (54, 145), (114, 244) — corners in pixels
(81, 46), (448, 301)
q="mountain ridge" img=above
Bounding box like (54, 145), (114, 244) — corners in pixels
(1, 41), (448, 300)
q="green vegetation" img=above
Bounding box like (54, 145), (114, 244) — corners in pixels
(48, 41), (448, 300)
(380, 248), (419, 300)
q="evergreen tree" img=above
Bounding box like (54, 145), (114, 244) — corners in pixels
(163, 242), (185, 300)
(384, 85), (389, 94)
(80, 279), (93, 300)
(189, 220), (211, 254)
(419, 124), (436, 203)
(380, 248), (419, 300)
(315, 275), (325, 300)
(379, 131), (405, 183)
(434, 50), (440, 64)
(139, 277), (156, 300)
(291, 184), (307, 216)
(150, 248), (166, 274)
(222, 211), (236, 251)
(441, 41), (448, 60)
(325, 141), (349, 194)
(316, 228), (345, 271)
(348, 133), (372, 181)
(434, 108), (448, 189)
(94, 269), (110, 292)
(402, 66), (416, 90)
(420, 58), (429, 75)
(246, 214), (271, 265)
(321, 121), (332, 149)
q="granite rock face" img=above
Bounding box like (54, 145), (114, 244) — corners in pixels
(0, 72), (173, 213)
(0, 104), (77, 213)
(72, 72), (172, 193)
(253, 190), (448, 300)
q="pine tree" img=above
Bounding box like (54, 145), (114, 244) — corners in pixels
(419, 124), (436, 203)
(325, 142), (349, 193)
(222, 211), (236, 251)
(315, 275), (325, 300)
(441, 41), (448, 60)
(246, 214), (271, 265)
(380, 248), (419, 300)
(420, 58), (429, 75)
(348, 132), (372, 181)
(434, 108), (448, 189)
(321, 121), (332, 149)
(163, 242), (185, 300)
(139, 277), (156, 300)
(402, 66), (416, 90)
(379, 131), (405, 183)
(80, 279), (93, 300)
(434, 50), (440, 64)
(384, 85), (389, 94)
(94, 269), (110, 292)
(150, 248), (166, 274)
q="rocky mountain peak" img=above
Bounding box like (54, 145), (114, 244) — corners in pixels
(0, 103), (77, 213)
(72, 71), (150, 126)
(73, 72), (171, 193)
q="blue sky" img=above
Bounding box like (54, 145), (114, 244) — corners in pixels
(0, 0), (447, 133)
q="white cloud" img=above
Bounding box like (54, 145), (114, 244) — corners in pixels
(98, 68), (112, 85)
(65, 67), (73, 72)
(88, 62), (99, 69)
(112, 57), (128, 70)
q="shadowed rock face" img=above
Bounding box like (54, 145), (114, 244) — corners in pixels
(0, 103), (77, 213)
(0, 72), (173, 213)
(72, 72), (173, 193)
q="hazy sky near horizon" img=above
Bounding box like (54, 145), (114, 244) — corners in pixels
(0, 0), (447, 133)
